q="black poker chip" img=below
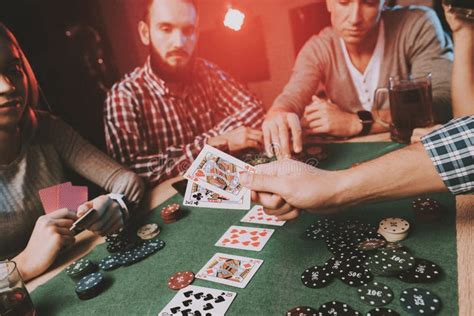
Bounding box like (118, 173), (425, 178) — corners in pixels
(338, 264), (372, 287)
(383, 242), (406, 251)
(286, 306), (319, 316)
(324, 257), (346, 277)
(318, 301), (361, 315)
(366, 307), (400, 316)
(306, 219), (336, 240)
(376, 249), (416, 273)
(358, 238), (386, 252)
(75, 272), (106, 300)
(301, 265), (334, 289)
(98, 255), (122, 271)
(400, 288), (442, 315)
(326, 239), (357, 255)
(357, 281), (393, 306)
(66, 259), (96, 280)
(397, 258), (442, 283)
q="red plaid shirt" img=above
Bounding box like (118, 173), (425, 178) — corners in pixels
(104, 57), (265, 187)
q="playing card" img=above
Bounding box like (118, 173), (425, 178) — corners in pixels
(215, 225), (274, 252)
(196, 253), (263, 288)
(158, 285), (236, 316)
(184, 145), (255, 201)
(240, 205), (286, 226)
(183, 181), (251, 210)
(38, 182), (71, 213)
(58, 184), (88, 212)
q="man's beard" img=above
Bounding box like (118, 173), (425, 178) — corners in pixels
(149, 47), (196, 84)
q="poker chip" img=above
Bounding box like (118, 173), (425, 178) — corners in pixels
(364, 256), (397, 277)
(412, 197), (445, 222)
(326, 238), (357, 255)
(400, 288), (442, 315)
(301, 266), (334, 289)
(383, 242), (406, 251)
(358, 238), (387, 251)
(98, 255), (122, 271)
(324, 257), (346, 277)
(357, 281), (393, 306)
(379, 218), (410, 234)
(366, 307), (400, 316)
(75, 272), (106, 300)
(286, 306), (318, 316)
(167, 271), (195, 290)
(161, 203), (181, 224)
(377, 249), (416, 273)
(338, 264), (372, 287)
(144, 239), (166, 252)
(66, 259), (96, 280)
(305, 219), (336, 240)
(397, 258), (442, 283)
(137, 223), (160, 240)
(317, 301), (361, 315)
(378, 218), (410, 242)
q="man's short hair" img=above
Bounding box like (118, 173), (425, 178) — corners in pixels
(142, 0), (199, 22)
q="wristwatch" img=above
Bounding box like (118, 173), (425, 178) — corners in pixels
(356, 110), (374, 136)
(107, 193), (130, 221)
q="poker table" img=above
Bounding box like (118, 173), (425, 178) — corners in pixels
(27, 138), (474, 316)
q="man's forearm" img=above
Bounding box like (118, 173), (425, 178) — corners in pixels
(452, 31), (474, 117)
(335, 143), (448, 206)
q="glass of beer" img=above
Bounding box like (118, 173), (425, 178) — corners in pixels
(374, 73), (434, 143)
(0, 261), (36, 316)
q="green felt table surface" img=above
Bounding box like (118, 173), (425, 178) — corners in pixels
(31, 143), (458, 316)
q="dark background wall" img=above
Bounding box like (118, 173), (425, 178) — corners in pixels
(0, 0), (446, 150)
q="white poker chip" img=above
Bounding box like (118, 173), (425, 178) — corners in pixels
(137, 223), (160, 240)
(379, 218), (410, 234)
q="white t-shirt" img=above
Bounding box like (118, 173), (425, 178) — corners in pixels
(340, 21), (385, 111)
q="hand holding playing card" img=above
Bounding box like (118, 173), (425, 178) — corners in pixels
(13, 208), (77, 282)
(76, 195), (124, 236)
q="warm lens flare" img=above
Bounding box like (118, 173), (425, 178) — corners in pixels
(224, 8), (245, 31)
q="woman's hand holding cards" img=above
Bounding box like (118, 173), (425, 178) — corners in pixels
(76, 195), (124, 237)
(13, 208), (77, 281)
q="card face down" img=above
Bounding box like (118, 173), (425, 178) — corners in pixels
(158, 285), (236, 316)
(184, 145), (255, 201)
(196, 253), (263, 288)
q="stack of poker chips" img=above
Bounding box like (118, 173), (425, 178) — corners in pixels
(67, 238), (166, 300)
(105, 231), (136, 254)
(295, 217), (443, 314)
(75, 272), (106, 300)
(377, 217), (410, 242)
(136, 223), (161, 240)
(65, 259), (97, 281)
(160, 203), (182, 224)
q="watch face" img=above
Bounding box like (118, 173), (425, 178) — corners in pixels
(358, 111), (373, 122)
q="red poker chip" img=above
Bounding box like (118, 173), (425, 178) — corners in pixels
(167, 271), (195, 290)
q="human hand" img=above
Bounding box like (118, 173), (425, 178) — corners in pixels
(262, 110), (303, 158)
(77, 195), (124, 236)
(301, 96), (362, 137)
(209, 126), (263, 152)
(14, 208), (77, 281)
(240, 159), (343, 220)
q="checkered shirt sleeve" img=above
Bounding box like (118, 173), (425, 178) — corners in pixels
(421, 116), (474, 195)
